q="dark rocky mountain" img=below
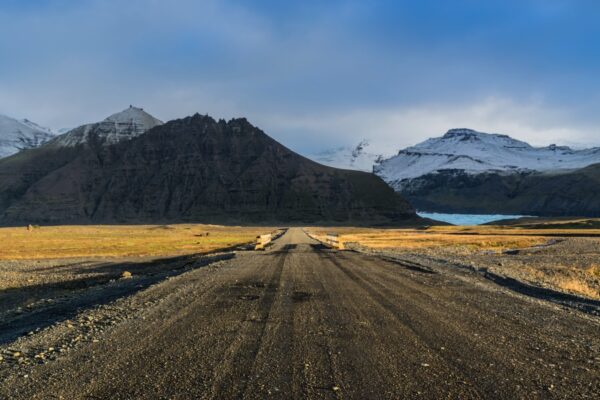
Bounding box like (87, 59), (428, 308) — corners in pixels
(403, 164), (600, 217)
(0, 114), (417, 225)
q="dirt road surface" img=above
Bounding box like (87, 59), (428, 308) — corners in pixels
(1, 228), (598, 399)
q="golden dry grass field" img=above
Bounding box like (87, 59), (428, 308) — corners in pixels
(0, 224), (276, 260)
(306, 223), (600, 252)
(306, 221), (600, 300)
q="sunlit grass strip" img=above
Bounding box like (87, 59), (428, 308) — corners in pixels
(0, 224), (274, 259)
(307, 227), (553, 251)
(306, 225), (600, 299)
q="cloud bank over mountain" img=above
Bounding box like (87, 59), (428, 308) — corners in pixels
(1, 0), (599, 154)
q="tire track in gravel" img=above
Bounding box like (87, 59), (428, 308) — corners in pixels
(208, 250), (289, 399)
(313, 246), (481, 399)
(321, 249), (599, 399)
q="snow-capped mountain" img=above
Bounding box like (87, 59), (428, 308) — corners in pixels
(308, 140), (382, 172)
(51, 106), (163, 147)
(375, 128), (600, 190)
(0, 114), (56, 158)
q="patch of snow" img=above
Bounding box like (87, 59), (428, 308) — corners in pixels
(375, 128), (600, 189)
(307, 140), (382, 172)
(51, 106), (163, 147)
(55, 127), (72, 135)
(0, 114), (56, 158)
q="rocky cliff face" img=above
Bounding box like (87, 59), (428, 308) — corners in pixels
(402, 164), (600, 217)
(0, 114), (416, 225)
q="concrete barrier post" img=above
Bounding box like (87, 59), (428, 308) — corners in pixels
(255, 234), (272, 250)
(326, 232), (343, 249)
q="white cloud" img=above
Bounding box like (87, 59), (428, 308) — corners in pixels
(260, 97), (600, 156)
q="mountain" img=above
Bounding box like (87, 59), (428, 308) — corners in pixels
(0, 115), (55, 158)
(50, 106), (163, 147)
(308, 140), (382, 172)
(0, 114), (417, 225)
(375, 128), (600, 190)
(374, 128), (600, 216)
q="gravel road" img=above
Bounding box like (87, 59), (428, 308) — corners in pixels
(1, 228), (598, 399)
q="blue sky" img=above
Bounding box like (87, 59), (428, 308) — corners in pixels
(1, 0), (599, 154)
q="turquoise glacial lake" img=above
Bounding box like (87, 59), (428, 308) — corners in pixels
(417, 212), (531, 226)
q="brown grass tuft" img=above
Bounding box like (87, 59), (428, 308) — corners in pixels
(556, 277), (599, 299)
(586, 264), (600, 278)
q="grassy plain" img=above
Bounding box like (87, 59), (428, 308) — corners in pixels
(306, 220), (600, 300)
(307, 226), (545, 252)
(307, 223), (600, 252)
(0, 224), (275, 260)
